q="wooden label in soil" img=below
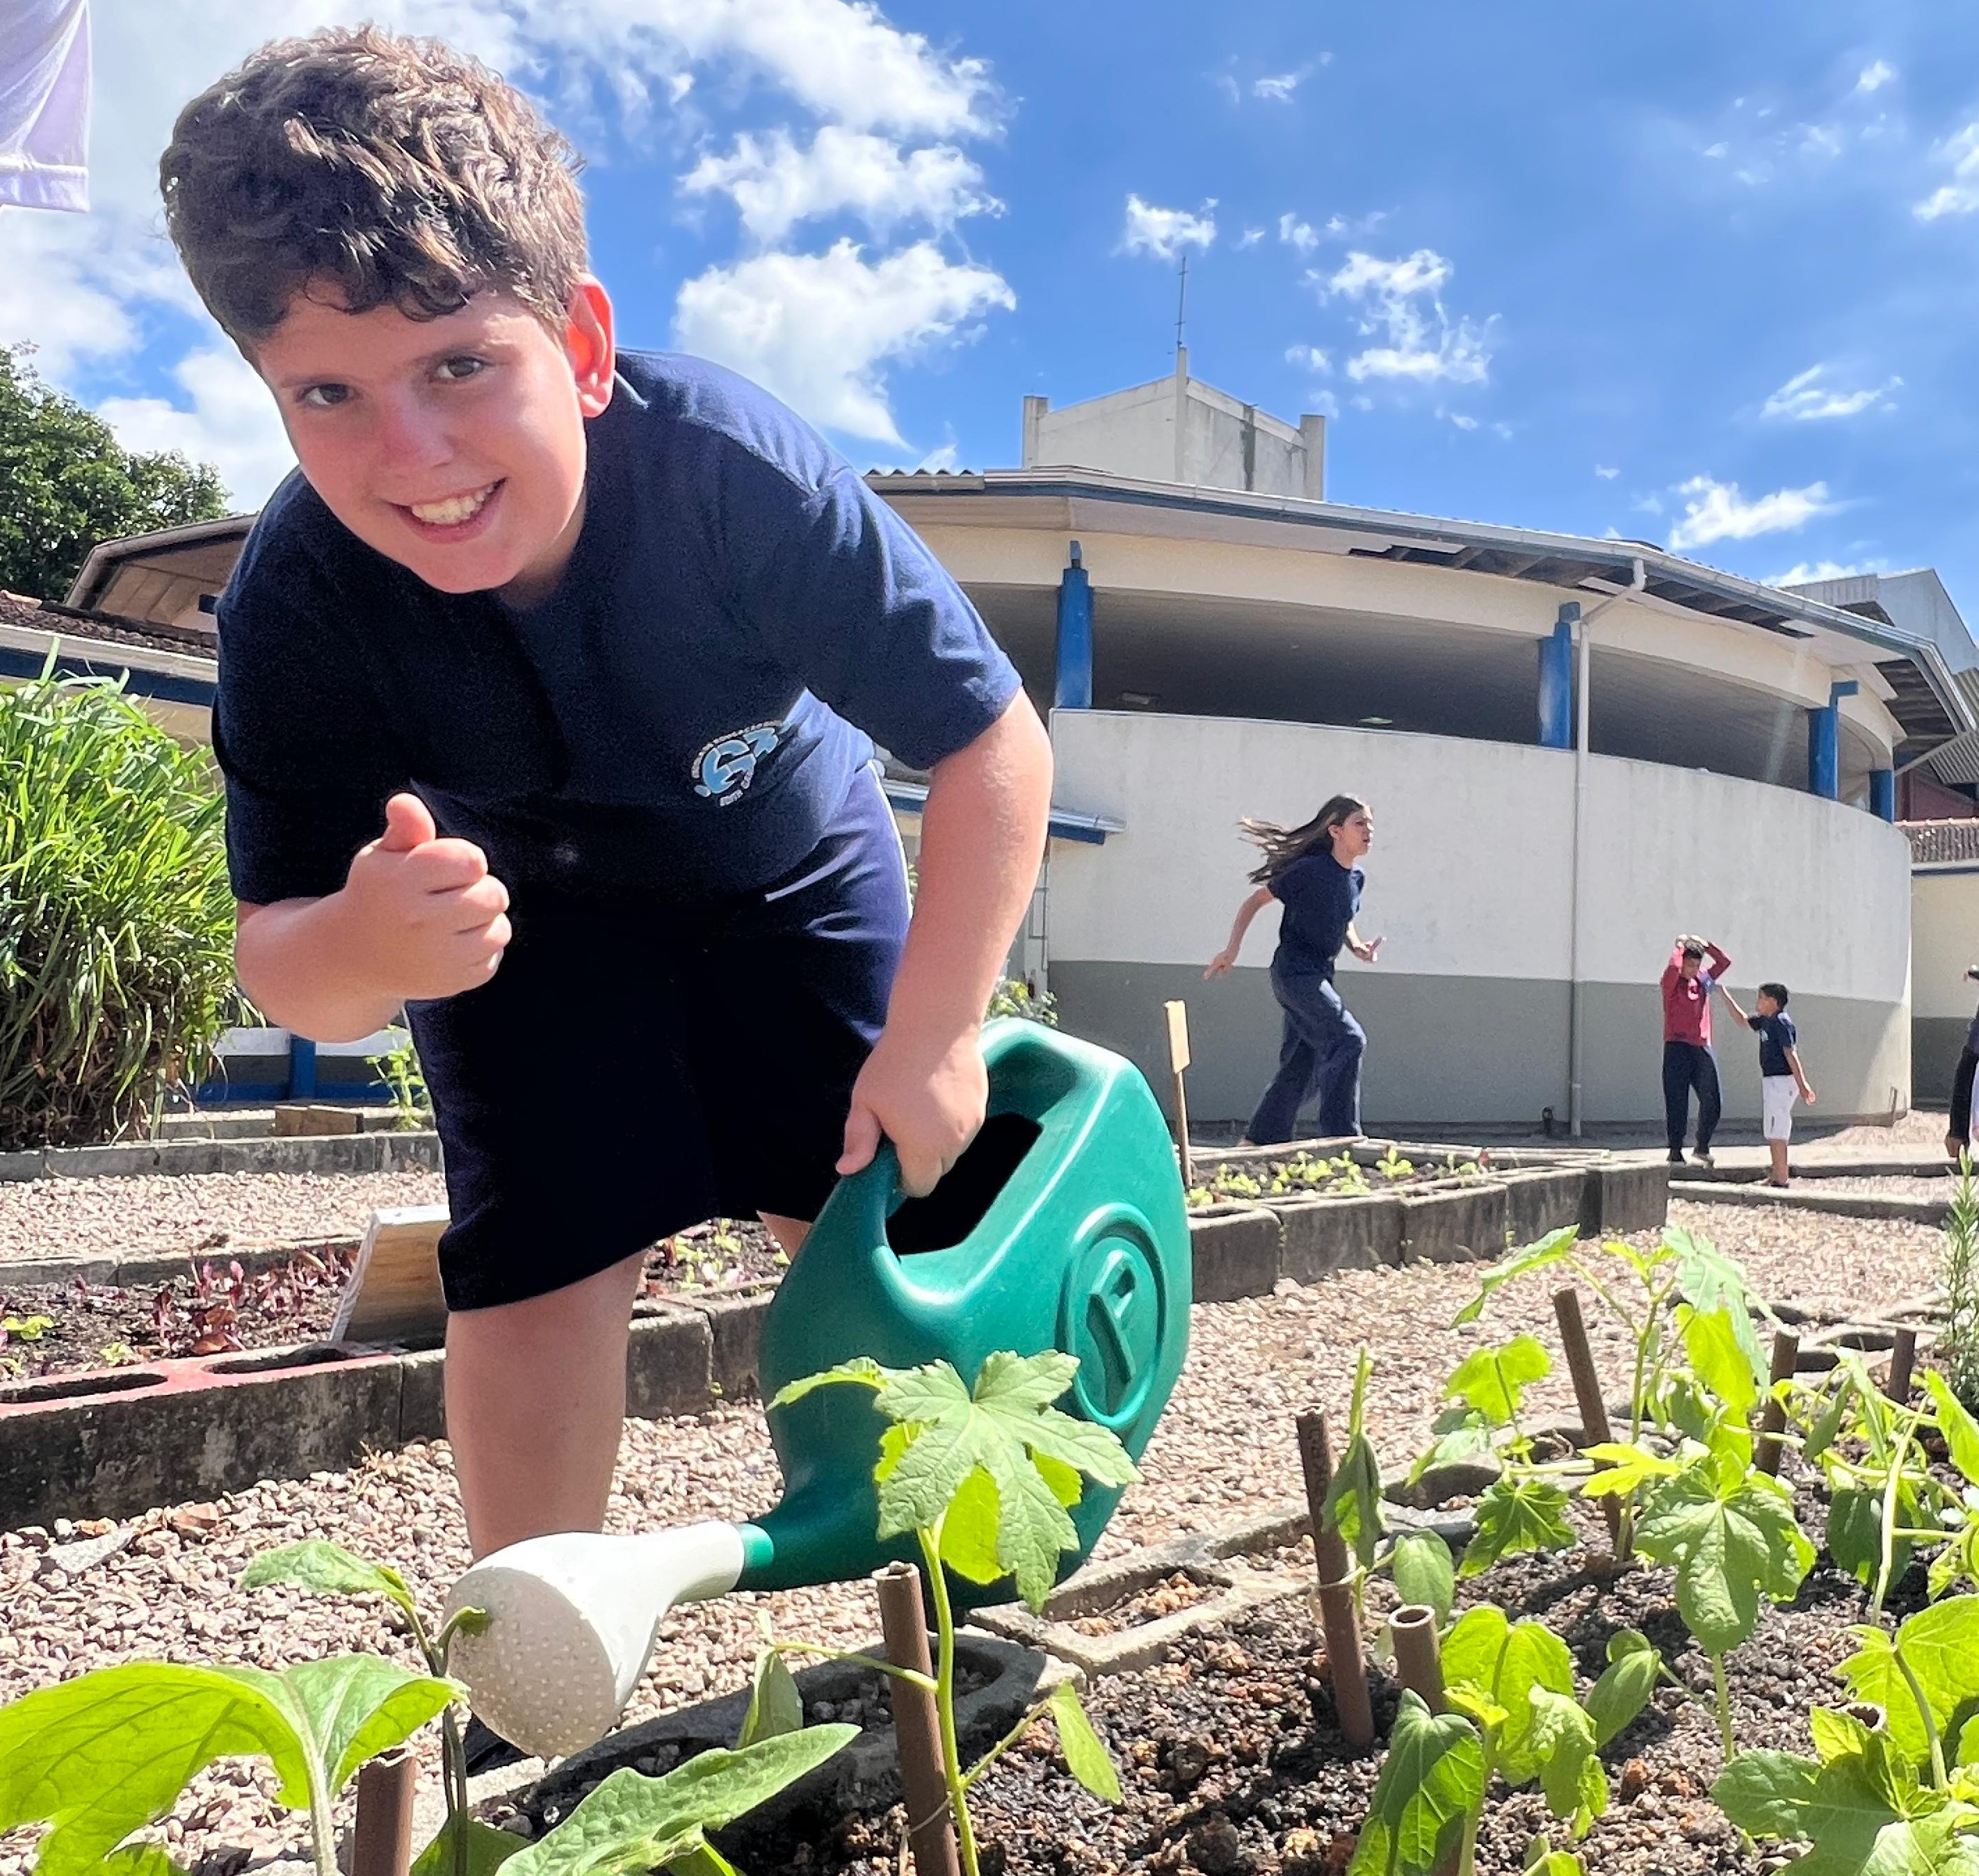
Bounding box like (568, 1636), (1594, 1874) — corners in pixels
(1164, 1001), (1192, 1074)
(331, 1205), (450, 1346)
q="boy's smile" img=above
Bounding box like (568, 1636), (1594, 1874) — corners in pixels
(255, 280), (615, 604)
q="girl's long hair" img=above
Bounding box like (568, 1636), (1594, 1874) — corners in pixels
(1241, 793), (1368, 884)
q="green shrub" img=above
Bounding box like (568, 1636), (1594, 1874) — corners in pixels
(0, 664), (236, 1149)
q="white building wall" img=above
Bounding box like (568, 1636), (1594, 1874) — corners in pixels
(1911, 868), (1979, 1100)
(1045, 710), (1912, 1129)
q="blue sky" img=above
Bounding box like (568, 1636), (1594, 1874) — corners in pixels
(8, 0), (1979, 608)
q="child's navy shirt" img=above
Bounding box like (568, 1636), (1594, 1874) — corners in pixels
(1270, 853), (1363, 976)
(1749, 1010), (1798, 1078)
(213, 350), (1021, 907)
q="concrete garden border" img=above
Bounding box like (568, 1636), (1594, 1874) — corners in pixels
(0, 1128), (442, 1183)
(0, 1145), (1663, 1528)
(1667, 1179), (1949, 1227)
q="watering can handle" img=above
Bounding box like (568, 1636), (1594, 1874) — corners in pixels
(823, 1135), (912, 1246)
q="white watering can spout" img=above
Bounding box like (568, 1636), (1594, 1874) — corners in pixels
(442, 1521), (745, 1761)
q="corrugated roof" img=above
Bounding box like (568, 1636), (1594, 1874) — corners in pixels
(0, 591), (218, 663)
(1903, 818), (1979, 864)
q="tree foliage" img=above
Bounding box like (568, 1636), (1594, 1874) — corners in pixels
(0, 344), (229, 602)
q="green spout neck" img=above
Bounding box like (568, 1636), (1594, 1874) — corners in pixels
(732, 1485), (912, 1594)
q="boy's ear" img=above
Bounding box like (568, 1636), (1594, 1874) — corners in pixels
(563, 277), (616, 417)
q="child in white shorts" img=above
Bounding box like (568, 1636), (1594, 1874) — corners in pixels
(1719, 980), (1816, 1188)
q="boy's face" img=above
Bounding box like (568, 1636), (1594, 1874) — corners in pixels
(1757, 992), (1781, 1016)
(255, 280), (615, 603)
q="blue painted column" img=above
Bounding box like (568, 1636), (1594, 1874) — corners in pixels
(1537, 603), (1578, 749)
(1807, 679), (1859, 801)
(1871, 768), (1896, 822)
(287, 1034), (316, 1100)
(1054, 540), (1092, 711)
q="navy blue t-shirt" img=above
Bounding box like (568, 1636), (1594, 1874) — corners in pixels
(213, 350), (1020, 907)
(1269, 852), (1363, 975)
(1750, 1010), (1798, 1078)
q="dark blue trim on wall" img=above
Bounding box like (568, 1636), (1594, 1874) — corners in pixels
(0, 644), (216, 708)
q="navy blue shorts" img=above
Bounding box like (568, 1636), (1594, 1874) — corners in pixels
(407, 766), (909, 1311)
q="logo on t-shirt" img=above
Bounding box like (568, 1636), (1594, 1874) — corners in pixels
(691, 722), (784, 804)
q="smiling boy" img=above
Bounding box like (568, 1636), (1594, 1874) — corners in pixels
(160, 30), (1051, 1564)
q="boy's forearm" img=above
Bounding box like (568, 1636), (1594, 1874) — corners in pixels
(236, 894), (405, 1043)
(890, 696), (1053, 1040)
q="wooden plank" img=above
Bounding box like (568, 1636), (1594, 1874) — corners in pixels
(331, 1204), (450, 1346)
(1164, 1001), (1194, 1189)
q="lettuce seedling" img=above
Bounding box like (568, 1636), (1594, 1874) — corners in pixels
(772, 1350), (1138, 1876)
(1347, 1606), (1661, 1876)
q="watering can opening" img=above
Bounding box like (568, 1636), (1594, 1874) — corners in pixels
(887, 1110), (1042, 1254)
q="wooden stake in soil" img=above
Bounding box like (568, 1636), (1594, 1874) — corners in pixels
(1163, 1000), (1195, 1190)
(1887, 1325), (1919, 1405)
(1295, 1408), (1375, 1749)
(1389, 1605), (1445, 1713)
(875, 1562), (962, 1876)
(1552, 1286), (1620, 1542)
(1754, 1328), (1801, 1478)
(350, 1746), (417, 1876)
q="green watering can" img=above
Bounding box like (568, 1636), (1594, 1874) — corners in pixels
(445, 1019), (1190, 1759)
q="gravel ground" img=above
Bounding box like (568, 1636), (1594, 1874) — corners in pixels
(0, 1170), (448, 1264)
(1784, 1174), (1952, 1198)
(0, 1195), (1948, 1873)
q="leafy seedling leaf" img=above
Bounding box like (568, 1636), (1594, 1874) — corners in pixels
(1527, 1688), (1606, 1835)
(1460, 1478), (1576, 1579)
(1446, 1336), (1552, 1426)
(737, 1648), (804, 1749)
(1633, 1469), (1812, 1656)
(1929, 1372), (1979, 1489)
(1583, 1630), (1663, 1749)
(411, 1818), (528, 1876)
(0, 1657), (455, 1876)
(241, 1540), (418, 1628)
(1679, 1304), (1759, 1418)
(1348, 1691), (1486, 1876)
(1389, 1531), (1455, 1626)
(1408, 1408), (1499, 1487)
(1578, 1442), (1681, 1501)
(1451, 1227), (1579, 1329)
(1324, 1431), (1386, 1573)
(1048, 1682), (1122, 1803)
(1667, 1227), (1769, 1383)
(502, 1730), (861, 1876)
(768, 1358), (886, 1409)
(1842, 1600), (1979, 1774)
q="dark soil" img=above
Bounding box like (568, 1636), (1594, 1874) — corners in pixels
(701, 1498), (1904, 1876)
(643, 1218), (786, 1295)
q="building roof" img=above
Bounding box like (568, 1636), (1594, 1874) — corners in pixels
(868, 466), (1976, 759)
(1903, 818), (1979, 865)
(1, 590), (220, 661)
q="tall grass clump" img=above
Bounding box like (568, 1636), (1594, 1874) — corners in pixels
(0, 664), (237, 1149)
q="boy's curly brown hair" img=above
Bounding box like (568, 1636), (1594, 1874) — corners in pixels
(160, 26), (588, 351)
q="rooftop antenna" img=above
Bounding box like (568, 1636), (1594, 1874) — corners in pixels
(1174, 252), (1189, 361)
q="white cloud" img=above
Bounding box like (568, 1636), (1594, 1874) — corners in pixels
(1235, 227), (1264, 249)
(1323, 248), (1492, 386)
(96, 346), (295, 507)
(1121, 195), (1216, 260)
(1769, 558), (1884, 586)
(672, 238), (1012, 444)
(1857, 59), (1896, 94)
(1702, 141), (1730, 159)
(1279, 213), (1318, 254)
(1284, 343), (1331, 375)
(1252, 67), (1310, 102)
(1444, 411), (1478, 430)
(681, 127), (996, 245)
(1800, 123), (1844, 159)
(916, 439), (959, 472)
(1594, 464), (1619, 480)
(1761, 363), (1900, 421)
(1917, 122), (1979, 220)
(1665, 475), (1838, 553)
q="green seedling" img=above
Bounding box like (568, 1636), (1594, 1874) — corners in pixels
(1377, 1147), (1415, 1181)
(366, 1033), (430, 1130)
(1348, 1606), (1661, 1875)
(0, 1533), (857, 1876)
(770, 1350), (1135, 1876)
(1586, 1390), (1811, 1759)
(1941, 1157), (1979, 1414)
(1716, 1599), (1979, 1870)
(1411, 1333), (1576, 1579)
(1454, 1224), (1770, 1558)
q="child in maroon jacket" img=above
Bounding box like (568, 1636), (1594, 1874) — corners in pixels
(1661, 934), (1731, 1167)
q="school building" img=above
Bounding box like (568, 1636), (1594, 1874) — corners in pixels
(10, 355), (1979, 1133)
